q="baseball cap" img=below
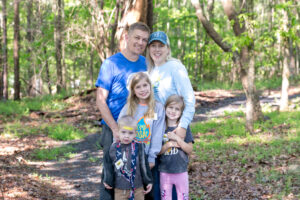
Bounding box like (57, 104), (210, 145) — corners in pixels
(148, 31), (170, 45)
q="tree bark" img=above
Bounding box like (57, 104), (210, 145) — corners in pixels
(44, 47), (52, 94)
(54, 0), (63, 93)
(26, 0), (34, 96)
(280, 1), (290, 111)
(191, 0), (263, 133)
(89, 51), (94, 87)
(13, 0), (20, 100)
(1, 0), (8, 100)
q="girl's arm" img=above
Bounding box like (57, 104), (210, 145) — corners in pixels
(167, 131), (193, 155)
(159, 140), (179, 155)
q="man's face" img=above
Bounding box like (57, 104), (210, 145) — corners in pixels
(126, 29), (149, 56)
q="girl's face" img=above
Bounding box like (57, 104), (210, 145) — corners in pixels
(149, 41), (169, 66)
(165, 102), (183, 122)
(133, 78), (151, 104)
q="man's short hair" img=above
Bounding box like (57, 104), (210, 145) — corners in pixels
(118, 115), (137, 130)
(128, 22), (150, 35)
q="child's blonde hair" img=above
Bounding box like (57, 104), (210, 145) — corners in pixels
(165, 95), (185, 126)
(118, 115), (137, 130)
(127, 72), (155, 118)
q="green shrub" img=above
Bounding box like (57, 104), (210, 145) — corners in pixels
(46, 124), (85, 141)
(32, 145), (76, 161)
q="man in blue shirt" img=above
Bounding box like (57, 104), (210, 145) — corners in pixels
(95, 22), (150, 154)
(95, 22), (150, 200)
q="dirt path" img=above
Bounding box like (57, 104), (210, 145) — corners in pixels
(24, 87), (300, 199)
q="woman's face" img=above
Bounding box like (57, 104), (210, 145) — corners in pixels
(149, 41), (169, 66)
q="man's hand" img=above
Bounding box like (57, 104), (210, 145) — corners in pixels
(112, 127), (120, 142)
(103, 182), (112, 189)
(144, 184), (153, 194)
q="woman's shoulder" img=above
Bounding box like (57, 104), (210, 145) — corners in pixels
(155, 101), (164, 108)
(167, 59), (185, 69)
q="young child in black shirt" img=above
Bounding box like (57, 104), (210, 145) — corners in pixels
(102, 115), (153, 200)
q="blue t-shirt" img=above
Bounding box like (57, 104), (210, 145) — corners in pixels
(95, 53), (147, 124)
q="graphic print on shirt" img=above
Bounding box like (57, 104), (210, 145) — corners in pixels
(152, 75), (161, 96)
(135, 117), (151, 144)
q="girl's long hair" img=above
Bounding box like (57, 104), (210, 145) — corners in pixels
(127, 72), (156, 118)
(164, 95), (185, 127)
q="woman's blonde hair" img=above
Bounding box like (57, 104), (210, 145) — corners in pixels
(165, 95), (185, 126)
(127, 72), (156, 118)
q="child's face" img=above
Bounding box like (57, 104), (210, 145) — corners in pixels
(119, 126), (136, 144)
(133, 78), (151, 104)
(165, 102), (183, 122)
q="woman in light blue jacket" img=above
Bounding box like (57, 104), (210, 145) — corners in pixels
(146, 31), (195, 200)
(146, 31), (195, 139)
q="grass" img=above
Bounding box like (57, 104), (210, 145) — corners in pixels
(0, 93), (70, 119)
(32, 145), (76, 161)
(2, 122), (85, 141)
(45, 123), (85, 141)
(191, 109), (300, 197)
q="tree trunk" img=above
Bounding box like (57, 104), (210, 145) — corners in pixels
(280, 1), (290, 111)
(13, 0), (20, 100)
(191, 0), (263, 133)
(1, 0), (8, 100)
(61, 0), (66, 90)
(147, 0), (153, 31)
(26, 0), (34, 96)
(89, 51), (94, 87)
(0, 21), (2, 99)
(54, 0), (63, 93)
(44, 47), (52, 94)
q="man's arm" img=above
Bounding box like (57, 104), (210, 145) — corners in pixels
(96, 87), (119, 140)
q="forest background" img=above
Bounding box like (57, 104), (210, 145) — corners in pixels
(0, 0), (300, 199)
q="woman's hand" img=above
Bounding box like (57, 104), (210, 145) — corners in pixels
(172, 126), (186, 139)
(167, 131), (180, 142)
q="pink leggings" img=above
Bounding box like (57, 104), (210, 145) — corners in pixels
(160, 172), (189, 200)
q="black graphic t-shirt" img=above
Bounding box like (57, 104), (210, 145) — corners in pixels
(158, 126), (194, 173)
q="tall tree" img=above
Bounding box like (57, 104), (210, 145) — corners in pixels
(26, 0), (34, 96)
(1, 0), (8, 100)
(54, 0), (63, 93)
(279, 0), (290, 111)
(191, 0), (263, 133)
(13, 0), (21, 100)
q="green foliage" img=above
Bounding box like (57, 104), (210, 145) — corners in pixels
(31, 145), (76, 161)
(2, 122), (40, 138)
(0, 101), (27, 117)
(0, 94), (70, 119)
(45, 123), (85, 141)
